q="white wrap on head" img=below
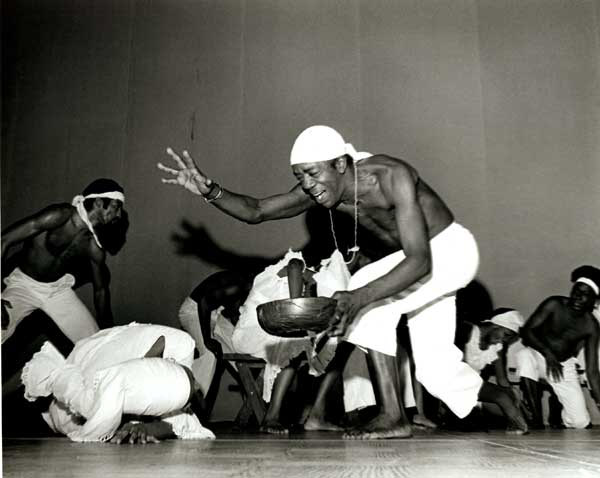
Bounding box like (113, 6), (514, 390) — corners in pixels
(71, 191), (124, 249)
(575, 277), (599, 296)
(290, 125), (372, 165)
(484, 310), (524, 333)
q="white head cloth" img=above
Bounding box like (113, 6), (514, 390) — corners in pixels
(484, 310), (525, 333)
(71, 191), (125, 249)
(575, 277), (600, 296)
(290, 125), (372, 165)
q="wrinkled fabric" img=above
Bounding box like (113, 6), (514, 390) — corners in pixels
(22, 324), (214, 441)
(463, 325), (503, 373)
(344, 223), (483, 418)
(516, 347), (590, 428)
(2, 268), (98, 344)
(232, 249), (344, 402)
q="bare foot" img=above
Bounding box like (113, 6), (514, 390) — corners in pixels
(343, 414), (412, 440)
(412, 414), (437, 429)
(304, 416), (343, 431)
(260, 420), (289, 435)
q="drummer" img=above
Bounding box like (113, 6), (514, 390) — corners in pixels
(231, 249), (354, 433)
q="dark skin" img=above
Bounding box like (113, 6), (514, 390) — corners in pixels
(1, 199), (123, 329)
(158, 148), (472, 439)
(520, 283), (600, 406)
(190, 270), (254, 357)
(261, 258), (354, 434)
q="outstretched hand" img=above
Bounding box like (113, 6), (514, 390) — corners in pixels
(158, 148), (213, 196)
(328, 290), (365, 337)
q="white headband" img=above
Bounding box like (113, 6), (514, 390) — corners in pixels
(70, 191), (124, 249)
(82, 192), (125, 204)
(290, 125), (372, 165)
(575, 278), (599, 295)
(483, 310), (524, 333)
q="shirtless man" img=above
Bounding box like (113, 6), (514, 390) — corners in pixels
(1, 178), (127, 344)
(159, 125), (526, 438)
(517, 265), (600, 429)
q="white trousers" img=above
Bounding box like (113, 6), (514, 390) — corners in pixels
(344, 223), (483, 418)
(516, 346), (590, 428)
(2, 268), (99, 344)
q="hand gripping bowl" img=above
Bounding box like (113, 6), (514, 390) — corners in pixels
(257, 297), (337, 337)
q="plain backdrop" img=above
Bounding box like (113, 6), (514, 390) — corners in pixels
(3, 0), (599, 420)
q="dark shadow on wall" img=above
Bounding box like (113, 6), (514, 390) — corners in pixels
(171, 208), (348, 273)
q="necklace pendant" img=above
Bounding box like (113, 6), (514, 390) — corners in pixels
(348, 246), (360, 253)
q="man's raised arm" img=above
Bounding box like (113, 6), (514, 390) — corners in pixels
(158, 148), (313, 223)
(1, 205), (72, 261)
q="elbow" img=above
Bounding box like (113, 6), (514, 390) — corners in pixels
(242, 208), (266, 225)
(415, 255), (431, 279)
(242, 215), (262, 225)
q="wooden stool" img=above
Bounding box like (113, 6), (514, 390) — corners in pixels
(222, 353), (267, 427)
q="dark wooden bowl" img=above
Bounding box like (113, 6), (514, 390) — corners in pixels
(257, 297), (337, 337)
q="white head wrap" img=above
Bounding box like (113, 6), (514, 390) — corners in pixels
(484, 310), (524, 334)
(71, 191), (125, 249)
(290, 125), (372, 165)
(575, 277), (599, 296)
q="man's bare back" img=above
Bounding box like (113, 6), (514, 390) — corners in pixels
(334, 155), (454, 252)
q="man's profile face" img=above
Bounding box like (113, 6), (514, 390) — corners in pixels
(99, 199), (123, 225)
(568, 282), (597, 313)
(292, 159), (342, 209)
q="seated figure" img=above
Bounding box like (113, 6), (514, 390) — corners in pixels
(516, 265), (600, 429)
(178, 270), (254, 418)
(232, 249), (353, 434)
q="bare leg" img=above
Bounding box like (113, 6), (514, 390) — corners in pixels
(344, 349), (412, 440)
(260, 365), (297, 434)
(304, 342), (354, 431)
(478, 382), (528, 434)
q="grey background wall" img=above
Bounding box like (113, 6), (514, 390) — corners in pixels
(3, 0), (600, 418)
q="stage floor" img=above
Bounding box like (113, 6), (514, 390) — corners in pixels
(3, 428), (600, 478)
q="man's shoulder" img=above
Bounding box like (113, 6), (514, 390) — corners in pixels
(362, 155), (416, 185)
(363, 154), (411, 169)
(540, 295), (567, 307)
(34, 203), (75, 228)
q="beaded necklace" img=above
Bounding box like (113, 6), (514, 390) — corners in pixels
(329, 162), (359, 264)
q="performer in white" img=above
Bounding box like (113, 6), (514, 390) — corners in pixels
(22, 323), (215, 443)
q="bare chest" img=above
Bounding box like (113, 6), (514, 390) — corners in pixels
(41, 226), (92, 263)
(339, 203), (401, 249)
(544, 311), (591, 347)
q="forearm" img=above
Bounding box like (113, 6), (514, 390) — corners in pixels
(205, 188), (264, 224)
(353, 254), (430, 307)
(201, 183), (310, 224)
(94, 289), (114, 328)
(494, 357), (511, 388)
